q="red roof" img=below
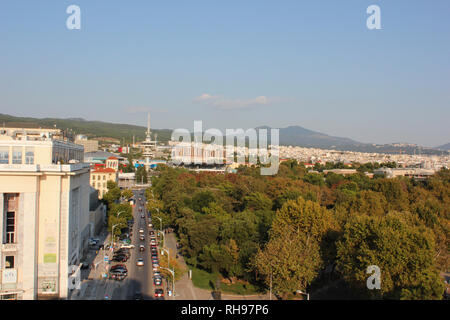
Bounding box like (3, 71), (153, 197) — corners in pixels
(107, 156), (118, 160)
(93, 167), (116, 173)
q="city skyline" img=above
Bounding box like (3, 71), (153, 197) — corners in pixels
(1, 1), (449, 145)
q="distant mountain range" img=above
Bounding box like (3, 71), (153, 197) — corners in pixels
(437, 143), (450, 151)
(0, 113), (447, 155)
(0, 113), (173, 144)
(263, 126), (447, 155)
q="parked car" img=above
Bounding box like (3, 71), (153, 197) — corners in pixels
(112, 255), (128, 263)
(134, 291), (143, 300)
(109, 269), (127, 281)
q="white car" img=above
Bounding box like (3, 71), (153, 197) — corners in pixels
(120, 244), (135, 249)
(139, 228), (144, 234)
(136, 258), (144, 266)
(150, 240), (156, 246)
(148, 224), (153, 228)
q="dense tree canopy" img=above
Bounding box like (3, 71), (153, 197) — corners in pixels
(148, 163), (449, 299)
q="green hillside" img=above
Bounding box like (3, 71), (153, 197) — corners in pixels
(0, 113), (173, 144)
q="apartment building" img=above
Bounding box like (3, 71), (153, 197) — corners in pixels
(90, 156), (119, 199)
(0, 132), (90, 300)
(74, 135), (99, 153)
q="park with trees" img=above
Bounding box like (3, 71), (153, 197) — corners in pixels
(147, 161), (449, 299)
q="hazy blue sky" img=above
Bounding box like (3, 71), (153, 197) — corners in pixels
(0, 1), (449, 147)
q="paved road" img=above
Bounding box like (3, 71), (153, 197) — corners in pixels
(121, 189), (155, 300)
(107, 189), (157, 300)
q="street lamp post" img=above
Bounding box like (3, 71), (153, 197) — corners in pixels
(158, 230), (165, 249)
(155, 215), (162, 232)
(160, 247), (170, 269)
(161, 267), (175, 300)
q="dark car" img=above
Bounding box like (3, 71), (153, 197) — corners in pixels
(112, 255), (128, 262)
(110, 270), (127, 281)
(154, 288), (164, 298)
(134, 291), (143, 300)
(114, 250), (130, 258)
(109, 266), (127, 280)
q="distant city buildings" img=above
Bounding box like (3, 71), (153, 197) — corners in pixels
(279, 145), (449, 174)
(74, 135), (99, 153)
(0, 130), (90, 300)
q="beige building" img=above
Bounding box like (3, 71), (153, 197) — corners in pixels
(90, 157), (119, 199)
(0, 132), (90, 300)
(74, 135), (99, 153)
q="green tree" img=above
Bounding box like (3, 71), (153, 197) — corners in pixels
(336, 213), (444, 300)
(254, 197), (337, 298)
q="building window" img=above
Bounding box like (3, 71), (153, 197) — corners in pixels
(92, 175), (95, 180)
(103, 183), (106, 188)
(25, 147), (34, 164)
(5, 256), (14, 268)
(6, 213), (15, 241)
(103, 175), (106, 180)
(5, 212), (16, 243)
(97, 182), (101, 188)
(3, 193), (18, 244)
(12, 147), (22, 164)
(0, 147), (9, 164)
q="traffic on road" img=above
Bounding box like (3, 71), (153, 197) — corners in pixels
(106, 188), (165, 300)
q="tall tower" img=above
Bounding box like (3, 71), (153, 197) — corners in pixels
(141, 112), (157, 170)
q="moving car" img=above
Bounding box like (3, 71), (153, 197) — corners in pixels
(134, 291), (143, 300)
(154, 289), (164, 298)
(139, 245), (145, 252)
(136, 258), (144, 266)
(139, 228), (144, 234)
(140, 235), (145, 241)
(153, 276), (162, 286)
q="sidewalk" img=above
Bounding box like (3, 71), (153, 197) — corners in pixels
(165, 232), (270, 300)
(71, 229), (125, 300)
